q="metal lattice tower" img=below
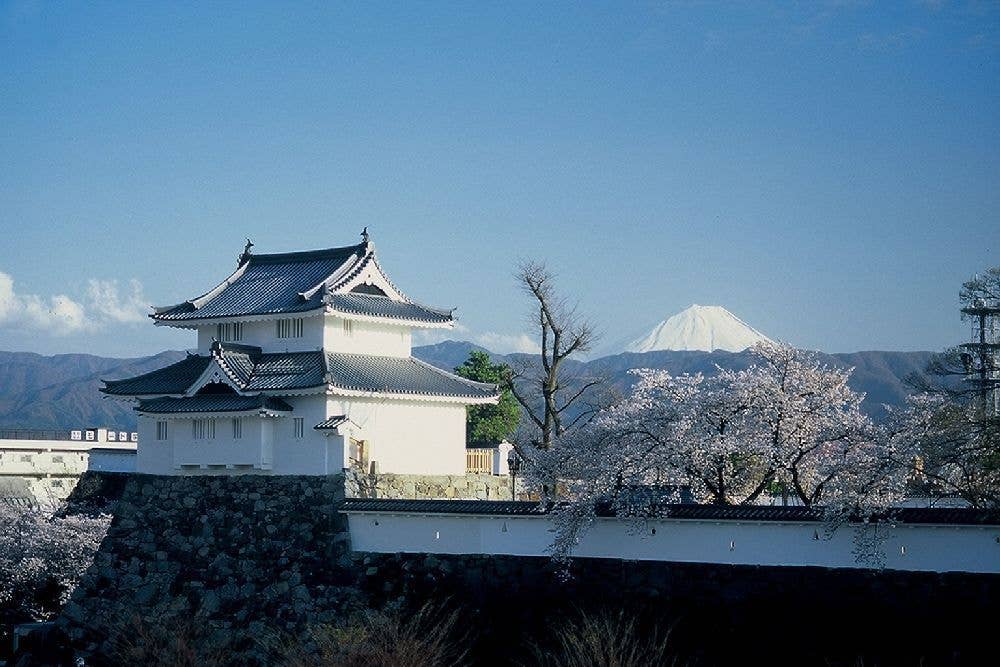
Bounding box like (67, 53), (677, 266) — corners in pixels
(960, 297), (1000, 416)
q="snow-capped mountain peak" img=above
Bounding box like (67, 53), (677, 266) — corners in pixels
(626, 305), (772, 353)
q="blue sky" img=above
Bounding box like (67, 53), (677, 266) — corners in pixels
(1, 1), (997, 357)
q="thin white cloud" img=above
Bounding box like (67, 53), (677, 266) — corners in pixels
(86, 278), (149, 324)
(0, 271), (150, 336)
(0, 272), (92, 335)
(858, 27), (926, 51)
(473, 331), (541, 355)
(412, 323), (540, 355)
(412, 322), (470, 346)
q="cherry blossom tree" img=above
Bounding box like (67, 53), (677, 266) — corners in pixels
(886, 393), (1000, 508)
(528, 342), (912, 563)
(0, 502), (110, 629)
(739, 343), (886, 510)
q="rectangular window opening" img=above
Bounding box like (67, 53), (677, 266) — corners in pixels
(217, 322), (245, 342)
(232, 417), (243, 439)
(293, 418), (305, 439)
(156, 421), (168, 441)
(276, 318), (304, 339)
(192, 419), (216, 440)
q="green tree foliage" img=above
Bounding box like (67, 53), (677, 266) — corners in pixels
(905, 265), (1000, 507)
(455, 351), (521, 445)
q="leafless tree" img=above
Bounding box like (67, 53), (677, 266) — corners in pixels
(508, 261), (605, 453)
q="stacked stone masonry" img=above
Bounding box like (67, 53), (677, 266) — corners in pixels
(344, 471), (517, 500)
(49, 472), (999, 666)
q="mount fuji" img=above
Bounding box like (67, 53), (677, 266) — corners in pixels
(626, 305), (773, 353)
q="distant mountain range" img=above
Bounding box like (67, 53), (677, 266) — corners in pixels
(0, 350), (186, 431)
(0, 342), (938, 430)
(413, 341), (938, 420)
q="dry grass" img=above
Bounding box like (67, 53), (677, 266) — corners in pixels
(104, 612), (232, 667)
(524, 609), (677, 667)
(276, 601), (468, 667)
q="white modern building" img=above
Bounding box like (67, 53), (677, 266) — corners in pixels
(102, 235), (500, 476)
(0, 427), (137, 502)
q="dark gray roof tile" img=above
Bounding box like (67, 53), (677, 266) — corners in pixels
(314, 415), (349, 430)
(325, 353), (498, 399)
(339, 499), (1000, 526)
(137, 396), (293, 414)
(154, 245), (364, 321)
(103, 350), (497, 401)
(341, 498), (549, 516)
(328, 293), (452, 324)
(102, 355), (211, 396)
(244, 352), (327, 391)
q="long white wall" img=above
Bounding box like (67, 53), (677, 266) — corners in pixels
(345, 512), (1000, 574)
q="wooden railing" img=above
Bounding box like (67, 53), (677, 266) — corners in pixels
(466, 448), (494, 474)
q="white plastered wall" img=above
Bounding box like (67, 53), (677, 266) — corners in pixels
(171, 417), (273, 470)
(137, 415), (173, 474)
(346, 513), (1000, 574)
(195, 315), (325, 354)
(269, 394), (336, 474)
(138, 414), (278, 474)
(331, 396), (467, 475)
(323, 317), (412, 357)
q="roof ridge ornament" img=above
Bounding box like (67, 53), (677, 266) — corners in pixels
(237, 238), (254, 266)
(361, 226), (375, 254)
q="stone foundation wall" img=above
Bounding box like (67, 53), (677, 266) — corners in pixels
(47, 472), (998, 666)
(345, 470), (517, 500)
(57, 473), (357, 664)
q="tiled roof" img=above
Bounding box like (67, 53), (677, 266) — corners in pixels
(341, 498), (550, 516)
(327, 293), (452, 324)
(243, 352), (327, 391)
(102, 355), (212, 396)
(217, 345), (259, 385)
(153, 245), (364, 321)
(104, 348), (497, 401)
(325, 353), (499, 399)
(339, 499), (1000, 526)
(101, 351), (327, 397)
(136, 395), (293, 414)
(314, 415), (349, 430)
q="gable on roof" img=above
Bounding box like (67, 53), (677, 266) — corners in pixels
(154, 244), (365, 323)
(150, 240), (456, 328)
(101, 345), (329, 398)
(103, 345), (500, 404)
